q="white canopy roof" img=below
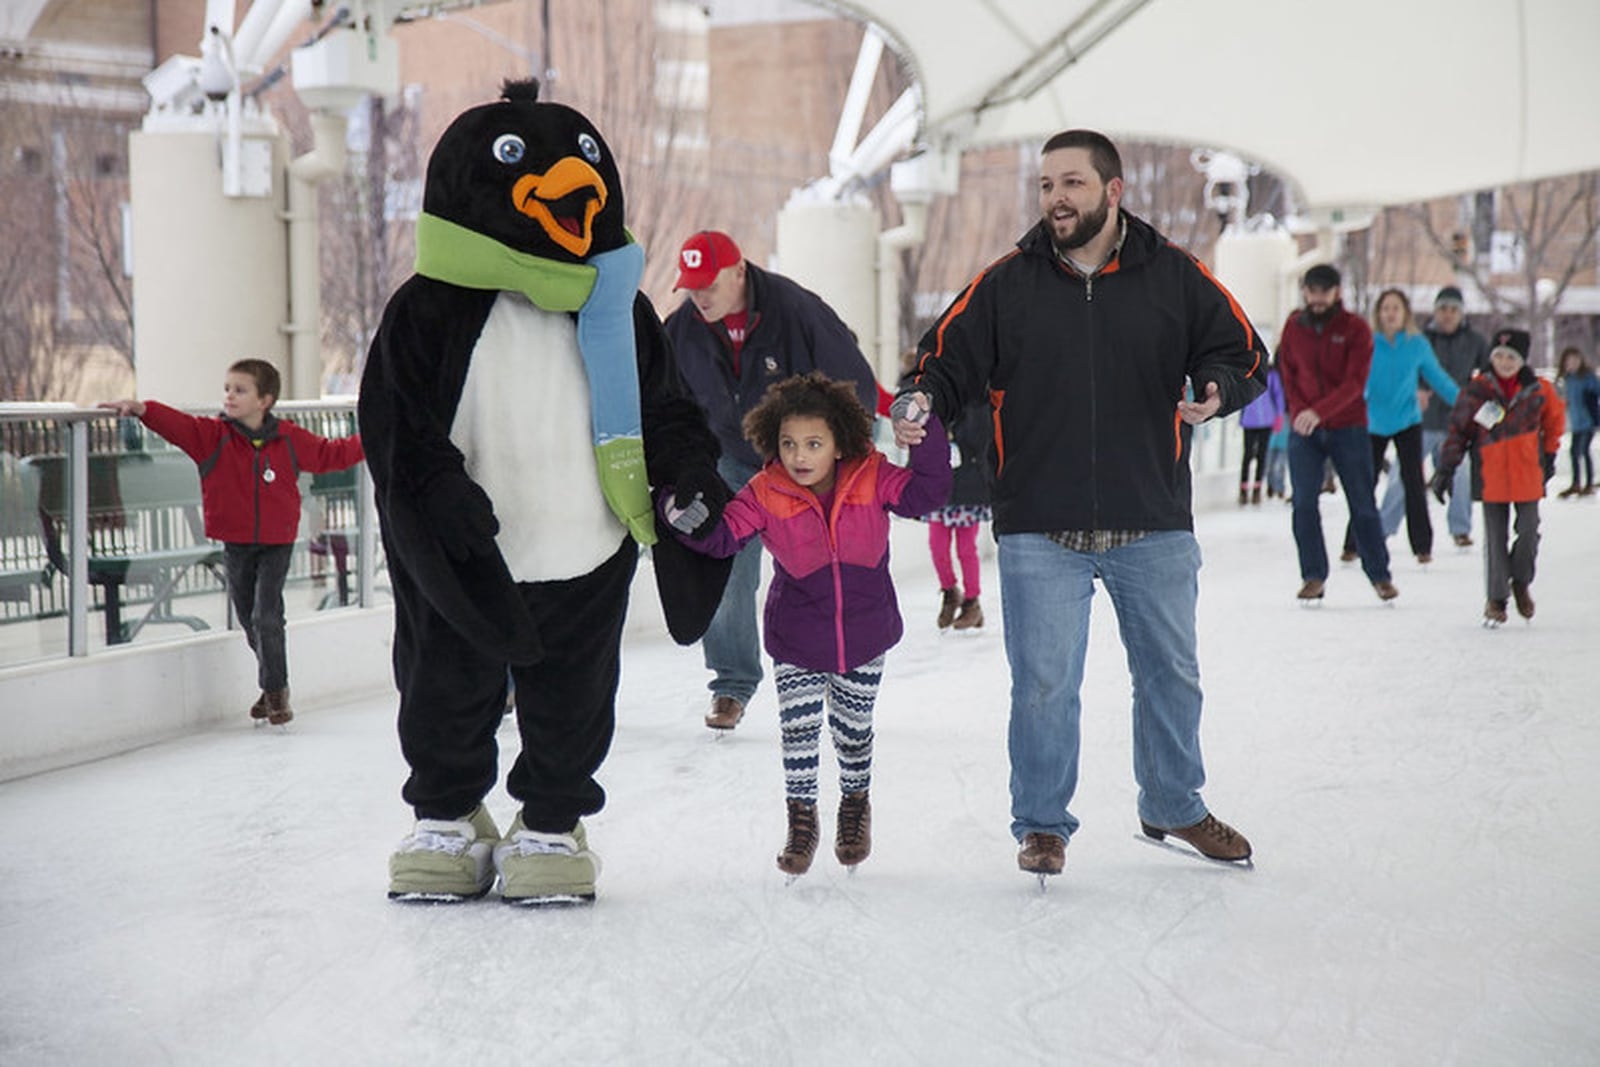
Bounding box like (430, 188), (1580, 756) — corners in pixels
(820, 0), (1600, 209)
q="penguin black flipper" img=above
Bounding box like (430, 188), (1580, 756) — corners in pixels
(633, 293), (733, 645)
(359, 275), (543, 664)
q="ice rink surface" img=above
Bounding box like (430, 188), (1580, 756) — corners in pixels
(3, 488), (1597, 1065)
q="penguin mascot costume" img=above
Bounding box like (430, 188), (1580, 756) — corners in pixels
(360, 80), (731, 905)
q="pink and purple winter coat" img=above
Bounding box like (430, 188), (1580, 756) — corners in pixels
(671, 414), (951, 673)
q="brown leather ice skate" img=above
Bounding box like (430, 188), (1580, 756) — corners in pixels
(936, 587), (961, 629)
(264, 688), (293, 726)
(1141, 813), (1251, 862)
(777, 799), (819, 877)
(952, 596), (984, 631)
(705, 696), (745, 731)
(835, 790), (871, 866)
(1017, 832), (1065, 875)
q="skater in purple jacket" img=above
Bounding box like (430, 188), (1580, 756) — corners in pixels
(662, 372), (951, 879)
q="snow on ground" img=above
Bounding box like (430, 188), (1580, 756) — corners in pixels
(1, 488), (1597, 1065)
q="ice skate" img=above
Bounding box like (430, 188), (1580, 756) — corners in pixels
(1139, 813), (1252, 866)
(263, 688), (293, 727)
(249, 691), (272, 724)
(1511, 582), (1535, 621)
(1453, 533), (1474, 549)
(705, 695), (745, 732)
(1296, 578), (1325, 605)
(777, 799), (819, 881)
(1017, 832), (1065, 891)
(951, 596), (984, 631)
(834, 790), (871, 869)
(495, 816), (599, 906)
(1372, 580), (1399, 604)
(1483, 599), (1508, 628)
(936, 587), (961, 630)
(388, 804), (500, 903)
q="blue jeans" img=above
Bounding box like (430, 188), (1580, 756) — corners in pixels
(701, 455), (763, 704)
(1381, 429), (1470, 538)
(999, 531), (1209, 844)
(1288, 426), (1391, 583)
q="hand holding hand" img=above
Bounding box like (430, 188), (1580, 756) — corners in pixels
(666, 466), (729, 538)
(891, 390), (932, 448)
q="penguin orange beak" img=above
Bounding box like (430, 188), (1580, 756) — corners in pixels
(511, 158), (608, 257)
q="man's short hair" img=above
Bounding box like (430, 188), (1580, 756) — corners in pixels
(1041, 129), (1122, 184)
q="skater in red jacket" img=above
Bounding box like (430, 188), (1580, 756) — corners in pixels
(101, 359), (365, 722)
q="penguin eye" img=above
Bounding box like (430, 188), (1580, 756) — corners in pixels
(577, 132), (601, 164)
(492, 134), (525, 165)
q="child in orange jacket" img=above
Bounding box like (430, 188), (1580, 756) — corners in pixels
(1431, 329), (1564, 625)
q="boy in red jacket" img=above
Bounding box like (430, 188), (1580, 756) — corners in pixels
(101, 359), (365, 722)
(1431, 329), (1565, 625)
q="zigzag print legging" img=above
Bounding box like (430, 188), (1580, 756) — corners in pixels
(773, 656), (884, 802)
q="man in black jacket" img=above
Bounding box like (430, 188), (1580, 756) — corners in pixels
(894, 130), (1267, 879)
(663, 231), (877, 731)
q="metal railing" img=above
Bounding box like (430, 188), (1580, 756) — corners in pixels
(0, 399), (378, 666)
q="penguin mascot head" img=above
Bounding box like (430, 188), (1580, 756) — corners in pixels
(422, 79), (628, 264)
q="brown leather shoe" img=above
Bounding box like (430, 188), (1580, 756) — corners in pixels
(1372, 580), (1399, 602)
(936, 587), (961, 629)
(1511, 582), (1535, 619)
(705, 696), (744, 731)
(1141, 813), (1251, 862)
(1017, 832), (1065, 875)
(1484, 599), (1509, 625)
(1296, 578), (1325, 601)
(264, 688), (293, 726)
(1453, 533), (1474, 548)
(249, 691), (272, 721)
(835, 790), (871, 866)
(777, 799), (819, 876)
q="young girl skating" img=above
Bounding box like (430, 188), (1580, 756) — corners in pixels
(663, 372), (951, 877)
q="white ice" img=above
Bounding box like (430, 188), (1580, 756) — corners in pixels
(2, 490), (1597, 1065)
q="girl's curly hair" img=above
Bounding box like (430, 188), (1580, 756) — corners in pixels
(742, 371), (875, 462)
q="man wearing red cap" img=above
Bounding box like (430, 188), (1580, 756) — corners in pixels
(664, 230), (878, 731)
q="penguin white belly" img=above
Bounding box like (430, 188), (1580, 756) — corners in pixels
(450, 291), (625, 581)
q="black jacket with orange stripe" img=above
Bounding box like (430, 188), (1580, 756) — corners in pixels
(908, 212), (1268, 535)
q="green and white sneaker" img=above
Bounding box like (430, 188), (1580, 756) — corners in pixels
(387, 804), (500, 903)
(494, 816), (600, 906)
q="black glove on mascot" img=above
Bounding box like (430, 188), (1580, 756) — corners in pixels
(360, 80), (730, 906)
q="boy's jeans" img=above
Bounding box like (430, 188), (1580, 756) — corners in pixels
(223, 543), (294, 691)
(700, 455), (763, 705)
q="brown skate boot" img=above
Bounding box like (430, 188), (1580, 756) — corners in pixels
(264, 688), (293, 726)
(249, 691), (272, 722)
(1017, 832), (1065, 876)
(1511, 582), (1535, 620)
(1296, 578), (1325, 602)
(952, 596), (984, 631)
(835, 790), (872, 867)
(1141, 813), (1251, 863)
(705, 696), (744, 731)
(1483, 599), (1509, 626)
(777, 799), (819, 877)
(936, 587), (961, 629)
(1372, 580), (1399, 602)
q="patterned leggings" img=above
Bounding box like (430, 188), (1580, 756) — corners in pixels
(773, 656), (884, 802)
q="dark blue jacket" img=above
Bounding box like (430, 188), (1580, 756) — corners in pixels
(663, 263), (878, 470)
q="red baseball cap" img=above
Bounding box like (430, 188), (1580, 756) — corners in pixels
(674, 231), (742, 290)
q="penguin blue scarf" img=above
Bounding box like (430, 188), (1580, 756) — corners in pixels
(413, 211), (656, 546)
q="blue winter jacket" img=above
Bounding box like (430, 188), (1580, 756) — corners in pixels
(1560, 369), (1600, 433)
(1365, 330), (1458, 437)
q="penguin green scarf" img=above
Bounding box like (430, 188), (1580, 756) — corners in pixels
(413, 211), (656, 546)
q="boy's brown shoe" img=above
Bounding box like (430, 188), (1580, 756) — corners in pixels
(1141, 813), (1251, 862)
(1484, 599), (1509, 625)
(249, 691), (272, 721)
(264, 688), (293, 726)
(1511, 582), (1535, 619)
(705, 696), (744, 731)
(1017, 832), (1065, 875)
